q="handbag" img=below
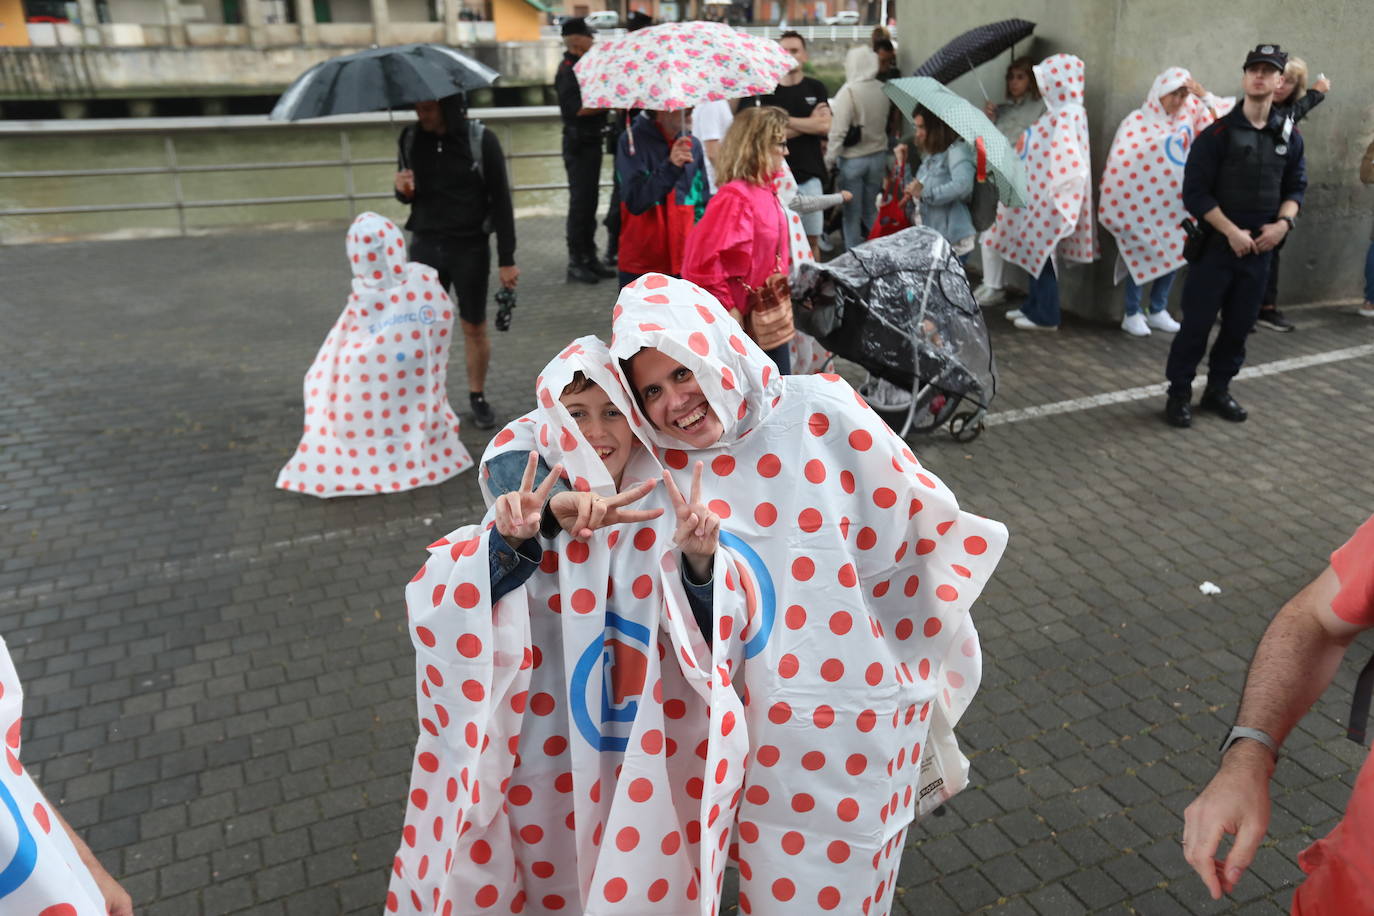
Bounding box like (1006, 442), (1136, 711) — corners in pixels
(841, 86), (863, 148)
(742, 204), (797, 351)
(867, 166), (912, 240)
(968, 137), (1000, 232)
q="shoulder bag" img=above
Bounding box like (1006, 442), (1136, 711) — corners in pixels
(742, 202), (796, 351)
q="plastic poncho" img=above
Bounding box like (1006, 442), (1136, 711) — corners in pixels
(607, 274), (1008, 915)
(0, 637), (107, 915)
(388, 338), (751, 916)
(982, 54), (1098, 277)
(772, 163), (833, 375)
(1098, 68), (1234, 285)
(275, 212), (470, 498)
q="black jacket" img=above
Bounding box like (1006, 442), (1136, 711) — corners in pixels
(555, 51), (606, 144)
(1183, 104), (1306, 232)
(395, 96), (517, 266)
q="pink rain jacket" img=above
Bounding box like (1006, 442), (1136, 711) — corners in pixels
(982, 54), (1098, 277)
(1098, 68), (1233, 285)
(682, 178), (791, 317)
(276, 212), (470, 497)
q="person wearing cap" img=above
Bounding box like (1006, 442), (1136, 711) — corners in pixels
(556, 17), (617, 285)
(1182, 510), (1374, 908)
(1162, 44), (1306, 428)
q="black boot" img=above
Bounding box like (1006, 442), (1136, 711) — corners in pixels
(586, 254), (617, 280)
(1164, 395), (1192, 428)
(566, 260), (600, 284)
(1199, 388), (1247, 422)
(603, 246), (618, 269)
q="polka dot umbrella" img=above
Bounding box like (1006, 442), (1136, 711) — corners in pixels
(884, 75), (1028, 208)
(573, 20), (797, 112)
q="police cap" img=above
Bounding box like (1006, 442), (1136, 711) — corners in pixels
(561, 16), (594, 37)
(1243, 43), (1288, 72)
(626, 10), (652, 30)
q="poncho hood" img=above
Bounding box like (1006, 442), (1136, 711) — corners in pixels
(1034, 53), (1085, 112)
(609, 274), (783, 450)
(844, 45), (880, 83)
(346, 211), (407, 291)
(1143, 67), (1191, 125)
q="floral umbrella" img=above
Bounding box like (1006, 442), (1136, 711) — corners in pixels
(574, 21), (796, 112)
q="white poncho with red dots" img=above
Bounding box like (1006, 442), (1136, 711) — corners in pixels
(982, 54), (1099, 277)
(388, 338), (752, 916)
(1098, 68), (1233, 285)
(772, 163), (832, 376)
(0, 637), (108, 915)
(603, 275), (1008, 916)
(276, 212), (470, 497)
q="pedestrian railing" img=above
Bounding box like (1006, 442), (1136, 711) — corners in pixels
(0, 106), (597, 244)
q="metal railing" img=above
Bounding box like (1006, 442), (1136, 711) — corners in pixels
(0, 107), (596, 242)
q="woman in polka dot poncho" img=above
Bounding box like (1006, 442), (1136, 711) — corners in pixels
(1099, 68), (1233, 337)
(608, 274), (1008, 915)
(276, 212), (471, 498)
(390, 338), (753, 915)
(982, 54), (1099, 330)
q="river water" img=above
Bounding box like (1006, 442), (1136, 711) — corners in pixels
(1, 113), (597, 244)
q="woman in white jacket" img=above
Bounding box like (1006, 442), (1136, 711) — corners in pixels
(826, 45), (896, 250)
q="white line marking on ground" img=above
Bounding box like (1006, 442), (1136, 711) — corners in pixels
(985, 343), (1374, 427)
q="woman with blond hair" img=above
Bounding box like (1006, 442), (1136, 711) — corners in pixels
(682, 105), (798, 373)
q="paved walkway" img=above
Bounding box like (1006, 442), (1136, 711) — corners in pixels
(2, 220), (1373, 915)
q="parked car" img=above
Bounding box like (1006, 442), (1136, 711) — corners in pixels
(821, 9), (859, 24)
(586, 10), (620, 28)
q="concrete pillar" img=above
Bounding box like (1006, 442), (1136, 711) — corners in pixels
(76, 0), (100, 45)
(369, 0), (389, 46)
(294, 0), (318, 44)
(243, 0), (266, 47)
(442, 0), (460, 46)
(161, 0), (186, 47)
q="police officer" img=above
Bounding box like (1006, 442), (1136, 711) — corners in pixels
(556, 17), (616, 284)
(1164, 44), (1306, 428)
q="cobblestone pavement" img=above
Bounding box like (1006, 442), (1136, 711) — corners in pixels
(2, 220), (1373, 916)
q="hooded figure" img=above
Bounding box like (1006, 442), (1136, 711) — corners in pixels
(0, 637), (109, 915)
(607, 274), (1008, 915)
(826, 46), (894, 250)
(1099, 68), (1234, 286)
(389, 338), (752, 916)
(982, 54), (1099, 276)
(275, 212), (470, 497)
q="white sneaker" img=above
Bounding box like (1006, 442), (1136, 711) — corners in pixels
(1121, 313), (1151, 337)
(1146, 310), (1181, 333)
(1004, 308), (1024, 321)
(817, 234), (835, 253)
(975, 284), (1008, 306)
(1359, 303), (1374, 318)
(1013, 316), (1057, 331)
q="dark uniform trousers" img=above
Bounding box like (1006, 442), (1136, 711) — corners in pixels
(1165, 238), (1273, 399)
(563, 134), (602, 263)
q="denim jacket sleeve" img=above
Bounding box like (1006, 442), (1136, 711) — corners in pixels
(488, 529), (543, 602)
(922, 143), (975, 206)
(484, 450), (573, 539)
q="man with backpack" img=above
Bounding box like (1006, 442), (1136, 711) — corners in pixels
(1183, 512), (1374, 908)
(394, 94), (518, 431)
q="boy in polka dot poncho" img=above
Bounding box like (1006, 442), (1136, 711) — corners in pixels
(276, 212), (471, 498)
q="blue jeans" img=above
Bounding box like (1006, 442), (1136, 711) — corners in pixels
(1123, 271), (1177, 317)
(1365, 240), (1374, 303)
(1021, 261), (1060, 327)
(764, 342), (791, 375)
(837, 151), (887, 250)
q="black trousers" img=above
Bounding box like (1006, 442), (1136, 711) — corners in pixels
(1261, 247), (1281, 307)
(1165, 239), (1273, 399)
(562, 135), (602, 263)
(408, 232), (490, 325)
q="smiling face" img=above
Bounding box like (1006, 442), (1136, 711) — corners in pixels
(560, 380), (636, 486)
(627, 349), (724, 448)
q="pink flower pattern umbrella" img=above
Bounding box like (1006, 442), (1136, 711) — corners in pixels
(574, 21), (797, 112)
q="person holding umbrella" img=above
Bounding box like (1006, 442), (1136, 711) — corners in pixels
(394, 93), (518, 431)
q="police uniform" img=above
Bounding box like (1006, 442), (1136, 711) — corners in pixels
(1164, 44), (1307, 426)
(556, 17), (614, 283)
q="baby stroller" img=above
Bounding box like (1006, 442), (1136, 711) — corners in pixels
(791, 226), (997, 442)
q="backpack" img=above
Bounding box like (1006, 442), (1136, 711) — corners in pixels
(968, 136), (999, 233)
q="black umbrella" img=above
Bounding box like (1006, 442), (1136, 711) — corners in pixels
(269, 43), (500, 121)
(911, 18), (1035, 91)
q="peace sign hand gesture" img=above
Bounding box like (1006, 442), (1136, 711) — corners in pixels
(549, 479), (665, 541)
(494, 451), (563, 547)
(664, 462), (720, 582)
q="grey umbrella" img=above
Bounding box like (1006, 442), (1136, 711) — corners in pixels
(269, 43), (500, 121)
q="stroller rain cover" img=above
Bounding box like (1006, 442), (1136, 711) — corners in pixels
(791, 225), (997, 411)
